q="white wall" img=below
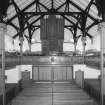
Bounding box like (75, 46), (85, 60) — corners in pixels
(5, 65), (32, 83)
(5, 67), (19, 83)
(73, 64), (100, 79)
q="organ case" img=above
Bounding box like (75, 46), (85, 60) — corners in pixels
(40, 15), (64, 55)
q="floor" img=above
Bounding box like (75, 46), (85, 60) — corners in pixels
(11, 81), (98, 105)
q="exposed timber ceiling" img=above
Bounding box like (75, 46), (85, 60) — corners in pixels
(1, 0), (103, 44)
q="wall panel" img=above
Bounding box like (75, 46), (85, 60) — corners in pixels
(32, 65), (73, 81)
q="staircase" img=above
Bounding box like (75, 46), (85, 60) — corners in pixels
(11, 81), (98, 105)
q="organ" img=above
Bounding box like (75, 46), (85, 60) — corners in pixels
(40, 15), (64, 55)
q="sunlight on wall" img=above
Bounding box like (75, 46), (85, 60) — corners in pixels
(31, 43), (42, 52)
(5, 67), (19, 83)
(5, 65), (32, 83)
(73, 65), (100, 79)
(16, 65), (32, 80)
(63, 43), (74, 51)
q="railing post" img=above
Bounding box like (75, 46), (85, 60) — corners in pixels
(82, 37), (86, 64)
(19, 37), (24, 57)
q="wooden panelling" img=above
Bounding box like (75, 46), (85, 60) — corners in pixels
(38, 67), (52, 80)
(32, 65), (73, 81)
(32, 67), (38, 80)
(53, 66), (67, 80)
(67, 66), (73, 80)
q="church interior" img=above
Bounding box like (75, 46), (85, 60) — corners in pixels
(0, 0), (105, 105)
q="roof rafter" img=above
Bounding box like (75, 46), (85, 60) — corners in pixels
(6, 0), (38, 24)
(68, 0), (97, 22)
(13, 14), (45, 39)
(24, 11), (81, 15)
(4, 0), (99, 42)
(62, 15), (92, 38)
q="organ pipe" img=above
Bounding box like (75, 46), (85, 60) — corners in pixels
(40, 15), (64, 55)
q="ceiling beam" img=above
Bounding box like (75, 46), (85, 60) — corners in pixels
(13, 15), (45, 39)
(24, 11), (81, 15)
(56, 1), (67, 11)
(51, 0), (54, 9)
(7, 22), (19, 30)
(62, 15), (92, 38)
(30, 25), (73, 28)
(7, 0), (95, 41)
(86, 20), (100, 31)
(85, 0), (94, 12)
(38, 2), (50, 11)
(68, 0), (97, 22)
(6, 0), (38, 24)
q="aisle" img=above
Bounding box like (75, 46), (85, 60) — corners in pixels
(11, 81), (97, 105)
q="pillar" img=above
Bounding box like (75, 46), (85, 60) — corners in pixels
(19, 37), (24, 56)
(81, 37), (86, 63)
(98, 22), (105, 104)
(0, 23), (7, 105)
(74, 42), (77, 55)
(28, 42), (31, 53)
(82, 37), (86, 55)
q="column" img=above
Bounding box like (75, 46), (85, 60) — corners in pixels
(28, 42), (31, 53)
(81, 36), (86, 64)
(19, 36), (24, 56)
(74, 42), (77, 55)
(0, 23), (7, 105)
(19, 37), (23, 69)
(99, 22), (105, 105)
(82, 37), (86, 55)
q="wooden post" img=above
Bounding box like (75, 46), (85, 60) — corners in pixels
(0, 23), (7, 105)
(19, 37), (24, 57)
(82, 37), (86, 64)
(74, 42), (77, 55)
(19, 36), (23, 68)
(99, 22), (105, 105)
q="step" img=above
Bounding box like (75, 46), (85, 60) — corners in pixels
(54, 99), (97, 105)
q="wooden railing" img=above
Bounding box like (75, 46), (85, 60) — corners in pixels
(0, 55), (102, 70)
